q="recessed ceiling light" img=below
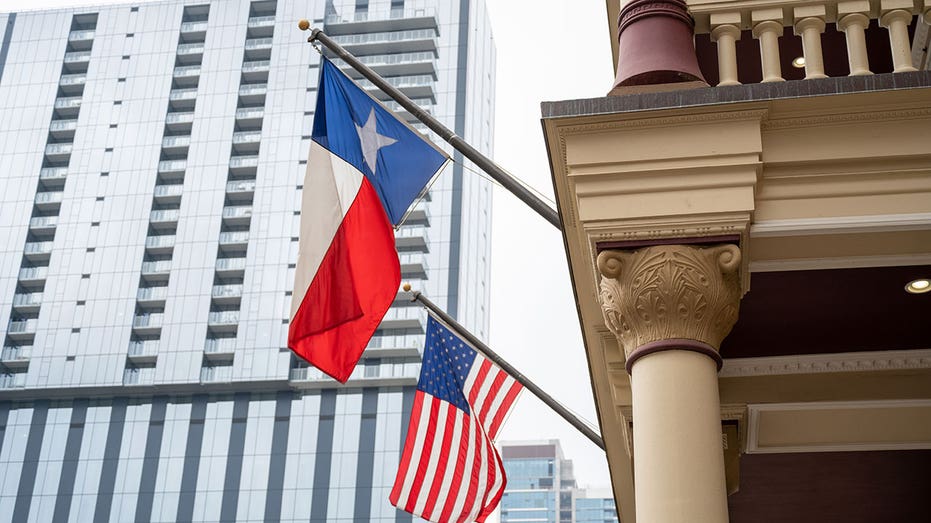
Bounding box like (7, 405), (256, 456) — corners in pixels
(905, 278), (931, 294)
(792, 56), (806, 68)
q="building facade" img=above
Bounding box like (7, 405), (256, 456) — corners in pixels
(544, 1), (931, 522)
(500, 441), (618, 523)
(0, 0), (494, 521)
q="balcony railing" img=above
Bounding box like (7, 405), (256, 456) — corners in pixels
(241, 60), (270, 78)
(24, 241), (54, 257)
(180, 20), (208, 35)
(395, 225), (430, 252)
(150, 209), (180, 224)
(68, 30), (95, 50)
(176, 42), (205, 63)
(123, 367), (156, 386)
(29, 216), (58, 232)
(8, 319), (38, 335)
(145, 235), (176, 251)
(232, 131), (262, 145)
(49, 119), (78, 136)
(247, 15), (275, 37)
(173, 65), (201, 86)
(399, 253), (429, 280)
(1, 345), (31, 364)
(63, 50), (91, 66)
(45, 143), (73, 160)
(229, 155), (259, 173)
(235, 107), (264, 122)
(168, 88), (198, 109)
(141, 260), (172, 275)
(331, 28), (438, 54)
(200, 364), (233, 383)
(153, 184), (184, 200)
(215, 257), (247, 273)
(133, 313), (163, 329)
(238, 83), (267, 103)
(226, 180), (256, 196)
(208, 311), (239, 325)
(165, 111), (194, 126)
(54, 96), (82, 116)
(244, 37), (273, 59)
(205, 337), (237, 354)
(158, 160), (186, 175)
(19, 266), (48, 282)
(136, 286), (168, 302)
(222, 205), (252, 223)
(13, 292), (43, 310)
(212, 284), (243, 296)
(0, 373), (27, 389)
(39, 167), (68, 181)
(59, 73), (86, 94)
(691, 0), (930, 86)
(127, 339), (159, 358)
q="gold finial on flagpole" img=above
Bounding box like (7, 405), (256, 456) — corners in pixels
(298, 19), (310, 31)
(402, 283), (412, 292)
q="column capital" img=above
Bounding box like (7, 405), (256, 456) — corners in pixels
(597, 244), (742, 372)
(880, 8), (913, 28)
(711, 23), (741, 42)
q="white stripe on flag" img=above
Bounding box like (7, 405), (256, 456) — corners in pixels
(290, 141), (364, 319)
(413, 401), (449, 516)
(430, 410), (464, 518)
(395, 394), (433, 508)
(447, 412), (478, 521)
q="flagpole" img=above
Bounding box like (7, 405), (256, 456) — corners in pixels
(299, 23), (563, 231)
(406, 287), (606, 451)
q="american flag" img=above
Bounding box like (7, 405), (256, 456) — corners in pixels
(390, 315), (523, 522)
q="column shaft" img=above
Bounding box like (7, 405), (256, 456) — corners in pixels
(881, 9), (918, 72)
(632, 350), (728, 523)
(796, 17), (828, 79)
(753, 21), (785, 82)
(712, 24), (741, 86)
(838, 13), (873, 75)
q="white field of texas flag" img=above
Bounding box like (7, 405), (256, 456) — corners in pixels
(289, 58), (449, 383)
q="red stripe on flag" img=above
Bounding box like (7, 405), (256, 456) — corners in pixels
(477, 371), (508, 427)
(477, 446), (507, 522)
(487, 380), (522, 439)
(421, 402), (457, 520)
(476, 435), (498, 522)
(288, 179), (399, 382)
(390, 392), (425, 505)
(468, 360), (492, 406)
(404, 398), (441, 513)
(438, 413), (470, 522)
(458, 417), (484, 523)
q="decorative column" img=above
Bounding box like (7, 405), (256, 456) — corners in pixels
(598, 244), (742, 523)
(880, 0), (918, 73)
(794, 6), (828, 79)
(711, 13), (742, 86)
(752, 10), (785, 82)
(837, 1), (873, 76)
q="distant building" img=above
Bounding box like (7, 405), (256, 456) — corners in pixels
(501, 440), (617, 523)
(0, 0), (494, 521)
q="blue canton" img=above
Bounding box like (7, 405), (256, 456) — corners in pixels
(417, 316), (477, 413)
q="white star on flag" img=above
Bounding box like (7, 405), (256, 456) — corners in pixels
(355, 108), (397, 174)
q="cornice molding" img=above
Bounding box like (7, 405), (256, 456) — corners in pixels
(750, 212), (931, 237)
(761, 106), (931, 130)
(720, 349), (931, 377)
(749, 253), (931, 272)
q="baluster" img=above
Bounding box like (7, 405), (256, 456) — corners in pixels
(752, 10), (785, 82)
(794, 6), (828, 79)
(711, 13), (742, 86)
(837, 1), (873, 76)
(880, 0), (918, 73)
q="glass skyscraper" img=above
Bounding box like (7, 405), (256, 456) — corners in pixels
(0, 0), (494, 521)
(500, 441), (618, 523)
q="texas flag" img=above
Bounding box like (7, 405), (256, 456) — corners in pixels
(289, 59), (449, 383)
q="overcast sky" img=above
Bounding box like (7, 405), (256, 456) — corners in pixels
(1, 0), (616, 490)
